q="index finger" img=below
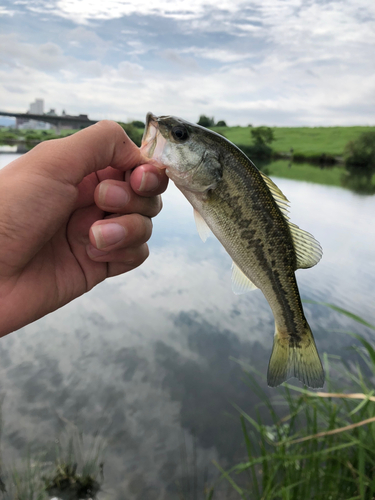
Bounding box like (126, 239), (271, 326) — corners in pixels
(96, 163), (169, 197)
(129, 164), (169, 197)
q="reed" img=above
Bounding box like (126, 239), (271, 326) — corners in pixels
(214, 303), (375, 500)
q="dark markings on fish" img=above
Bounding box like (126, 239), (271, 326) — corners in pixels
(210, 160), (303, 343)
(143, 113), (324, 387)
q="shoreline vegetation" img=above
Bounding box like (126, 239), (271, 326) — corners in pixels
(1, 122), (375, 194)
(211, 303), (375, 500)
(1, 123), (375, 160)
(214, 125), (375, 164)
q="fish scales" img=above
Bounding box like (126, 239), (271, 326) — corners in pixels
(141, 113), (324, 388)
(197, 149), (305, 341)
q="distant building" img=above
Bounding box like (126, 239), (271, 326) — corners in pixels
(29, 99), (44, 115)
(16, 98), (51, 130)
(5, 102), (97, 132)
(45, 108), (57, 116)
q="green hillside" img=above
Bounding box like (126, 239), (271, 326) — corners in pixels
(213, 125), (375, 157)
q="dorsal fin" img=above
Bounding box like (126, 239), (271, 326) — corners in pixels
(259, 171), (322, 269)
(259, 171), (290, 218)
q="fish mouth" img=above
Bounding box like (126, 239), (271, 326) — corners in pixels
(140, 112), (168, 167)
(141, 112), (158, 147)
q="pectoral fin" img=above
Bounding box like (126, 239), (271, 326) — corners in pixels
(288, 223), (323, 269)
(194, 209), (211, 242)
(231, 262), (258, 294)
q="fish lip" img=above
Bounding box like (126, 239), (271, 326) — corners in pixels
(140, 112), (160, 162)
(142, 112), (159, 145)
(140, 112), (169, 168)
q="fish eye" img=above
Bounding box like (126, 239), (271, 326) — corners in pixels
(171, 125), (189, 142)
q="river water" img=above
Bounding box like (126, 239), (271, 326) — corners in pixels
(0, 153), (374, 499)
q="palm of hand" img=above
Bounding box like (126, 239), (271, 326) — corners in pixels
(1, 169), (113, 330)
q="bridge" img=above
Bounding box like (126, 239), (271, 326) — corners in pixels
(0, 110), (98, 131)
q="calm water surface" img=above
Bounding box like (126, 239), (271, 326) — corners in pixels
(0, 153), (374, 498)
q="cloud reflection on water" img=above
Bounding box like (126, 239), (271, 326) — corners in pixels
(0, 169), (374, 498)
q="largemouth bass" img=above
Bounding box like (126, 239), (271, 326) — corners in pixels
(141, 113), (324, 388)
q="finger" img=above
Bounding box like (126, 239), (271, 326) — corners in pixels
(95, 180), (162, 218)
(130, 164), (169, 197)
(74, 167), (126, 211)
(86, 243), (149, 266)
(88, 213), (152, 253)
(27, 120), (143, 186)
(108, 255), (149, 278)
(96, 166), (124, 183)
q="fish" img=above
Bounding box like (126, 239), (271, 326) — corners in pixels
(140, 113), (324, 388)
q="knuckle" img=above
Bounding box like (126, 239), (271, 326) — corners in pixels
(127, 214), (152, 243)
(134, 244), (149, 266)
(31, 140), (54, 157)
(141, 216), (153, 241)
(143, 243), (150, 260)
(124, 244), (149, 267)
(146, 196), (162, 217)
(96, 120), (125, 136)
(153, 195), (163, 215)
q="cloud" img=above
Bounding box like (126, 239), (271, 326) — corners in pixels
(0, 6), (16, 16)
(0, 0), (374, 125)
(0, 35), (65, 72)
(182, 47), (253, 63)
(26, 0), (253, 24)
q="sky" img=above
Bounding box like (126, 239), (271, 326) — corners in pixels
(0, 0), (374, 126)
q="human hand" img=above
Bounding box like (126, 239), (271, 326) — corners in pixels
(0, 121), (168, 336)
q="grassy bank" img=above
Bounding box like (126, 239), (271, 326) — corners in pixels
(2, 125), (375, 158)
(2, 125), (374, 193)
(213, 304), (375, 500)
(0, 122), (143, 147)
(213, 125), (375, 158)
(0, 128), (78, 141)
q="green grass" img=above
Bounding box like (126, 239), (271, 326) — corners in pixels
(213, 126), (375, 157)
(3, 124), (375, 159)
(213, 304), (375, 500)
(1, 426), (104, 500)
(0, 127), (79, 144)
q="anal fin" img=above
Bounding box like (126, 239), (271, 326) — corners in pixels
(231, 262), (258, 295)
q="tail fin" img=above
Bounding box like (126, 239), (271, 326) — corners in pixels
(267, 324), (325, 388)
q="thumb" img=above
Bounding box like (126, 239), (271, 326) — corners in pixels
(25, 120), (143, 186)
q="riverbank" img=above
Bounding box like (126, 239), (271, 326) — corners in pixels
(213, 125), (375, 161)
(1, 125), (374, 192)
(2, 124), (374, 159)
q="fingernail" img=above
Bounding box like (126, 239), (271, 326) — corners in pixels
(92, 223), (126, 249)
(86, 244), (109, 258)
(99, 184), (129, 208)
(139, 171), (160, 192)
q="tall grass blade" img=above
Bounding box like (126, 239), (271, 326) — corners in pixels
(303, 301), (375, 330)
